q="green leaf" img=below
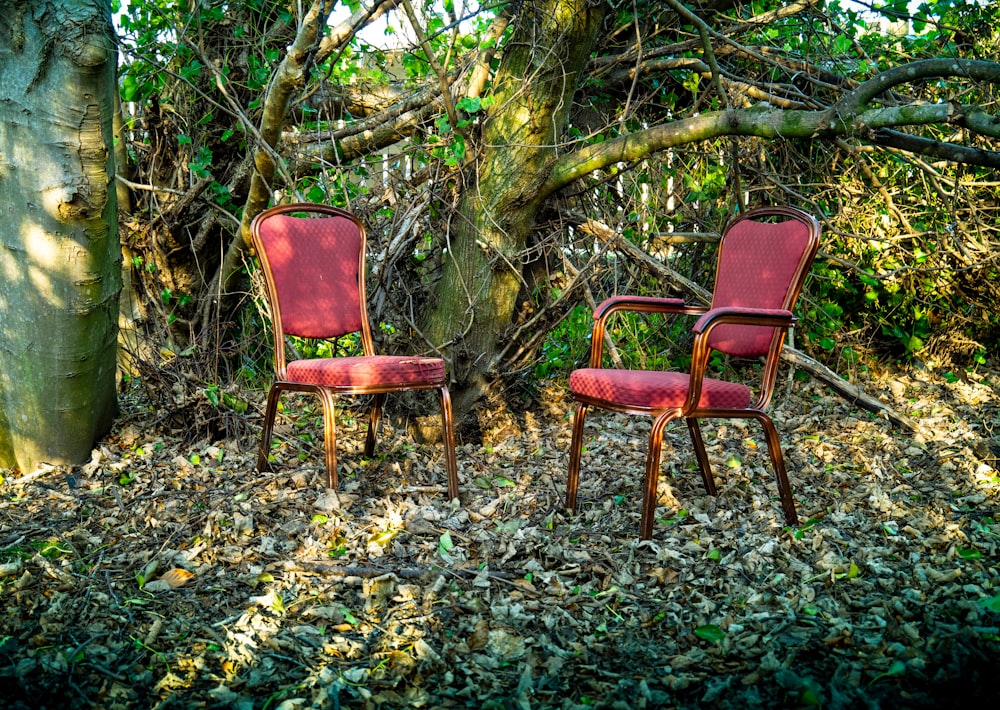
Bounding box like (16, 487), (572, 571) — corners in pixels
(694, 624), (726, 643)
(832, 33), (853, 55)
(801, 686), (823, 706)
(456, 96), (481, 113)
(958, 546), (982, 560)
(682, 70), (701, 93)
(793, 517), (821, 539)
(835, 562), (861, 580)
(121, 74), (140, 102)
(449, 135), (466, 164)
(369, 528), (397, 547)
(438, 530), (454, 557)
(903, 334), (924, 353)
(870, 659), (906, 685)
(978, 594), (1000, 613)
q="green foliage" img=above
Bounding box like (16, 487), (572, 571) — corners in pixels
(109, 0), (1000, 396)
(534, 304), (592, 380)
(609, 311), (693, 372)
(203, 384), (249, 414)
(693, 624), (726, 643)
(289, 334), (363, 361)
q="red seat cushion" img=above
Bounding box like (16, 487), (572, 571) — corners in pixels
(570, 368), (751, 410)
(286, 356), (446, 388)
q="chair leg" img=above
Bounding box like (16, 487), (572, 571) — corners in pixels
(757, 412), (798, 525)
(317, 389), (339, 489)
(257, 385), (282, 473)
(566, 402), (589, 513)
(686, 418), (718, 496)
(364, 393), (386, 458)
(438, 386), (460, 500)
(641, 410), (679, 540)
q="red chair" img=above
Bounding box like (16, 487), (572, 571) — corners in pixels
(566, 206), (821, 539)
(251, 203), (459, 499)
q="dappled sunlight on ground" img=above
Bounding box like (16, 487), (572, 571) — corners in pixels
(1, 365), (999, 708)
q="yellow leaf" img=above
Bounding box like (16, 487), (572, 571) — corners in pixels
(369, 528), (397, 546)
(159, 568), (195, 588)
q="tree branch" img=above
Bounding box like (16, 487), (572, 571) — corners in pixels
(402, 0), (460, 131)
(873, 128), (1000, 168)
(831, 58), (1000, 115)
(543, 92), (1000, 197)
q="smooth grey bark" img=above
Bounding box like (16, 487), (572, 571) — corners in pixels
(0, 0), (120, 472)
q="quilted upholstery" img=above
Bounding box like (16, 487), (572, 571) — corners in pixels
(708, 217), (812, 357)
(570, 368), (751, 410)
(257, 213), (364, 339)
(286, 356), (446, 387)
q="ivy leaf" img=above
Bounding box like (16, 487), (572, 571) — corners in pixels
(456, 96), (481, 113)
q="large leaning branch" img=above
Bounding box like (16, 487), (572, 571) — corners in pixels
(543, 59), (1000, 197)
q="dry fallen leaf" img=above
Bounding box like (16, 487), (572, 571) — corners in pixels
(1, 370), (998, 708)
(159, 567), (195, 588)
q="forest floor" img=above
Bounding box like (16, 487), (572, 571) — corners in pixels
(2, 363), (1000, 709)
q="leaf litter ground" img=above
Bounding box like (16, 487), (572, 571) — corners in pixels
(2, 366), (1000, 709)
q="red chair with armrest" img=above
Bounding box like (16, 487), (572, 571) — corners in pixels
(566, 206), (821, 539)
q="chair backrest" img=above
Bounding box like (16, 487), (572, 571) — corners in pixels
(251, 203), (374, 372)
(708, 206), (821, 358)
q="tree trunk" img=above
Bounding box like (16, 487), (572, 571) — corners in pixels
(422, 0), (605, 418)
(0, 0), (120, 472)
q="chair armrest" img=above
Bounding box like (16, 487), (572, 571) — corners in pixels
(684, 307), (796, 412)
(692, 307), (795, 335)
(593, 295), (696, 319)
(587, 296), (708, 368)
